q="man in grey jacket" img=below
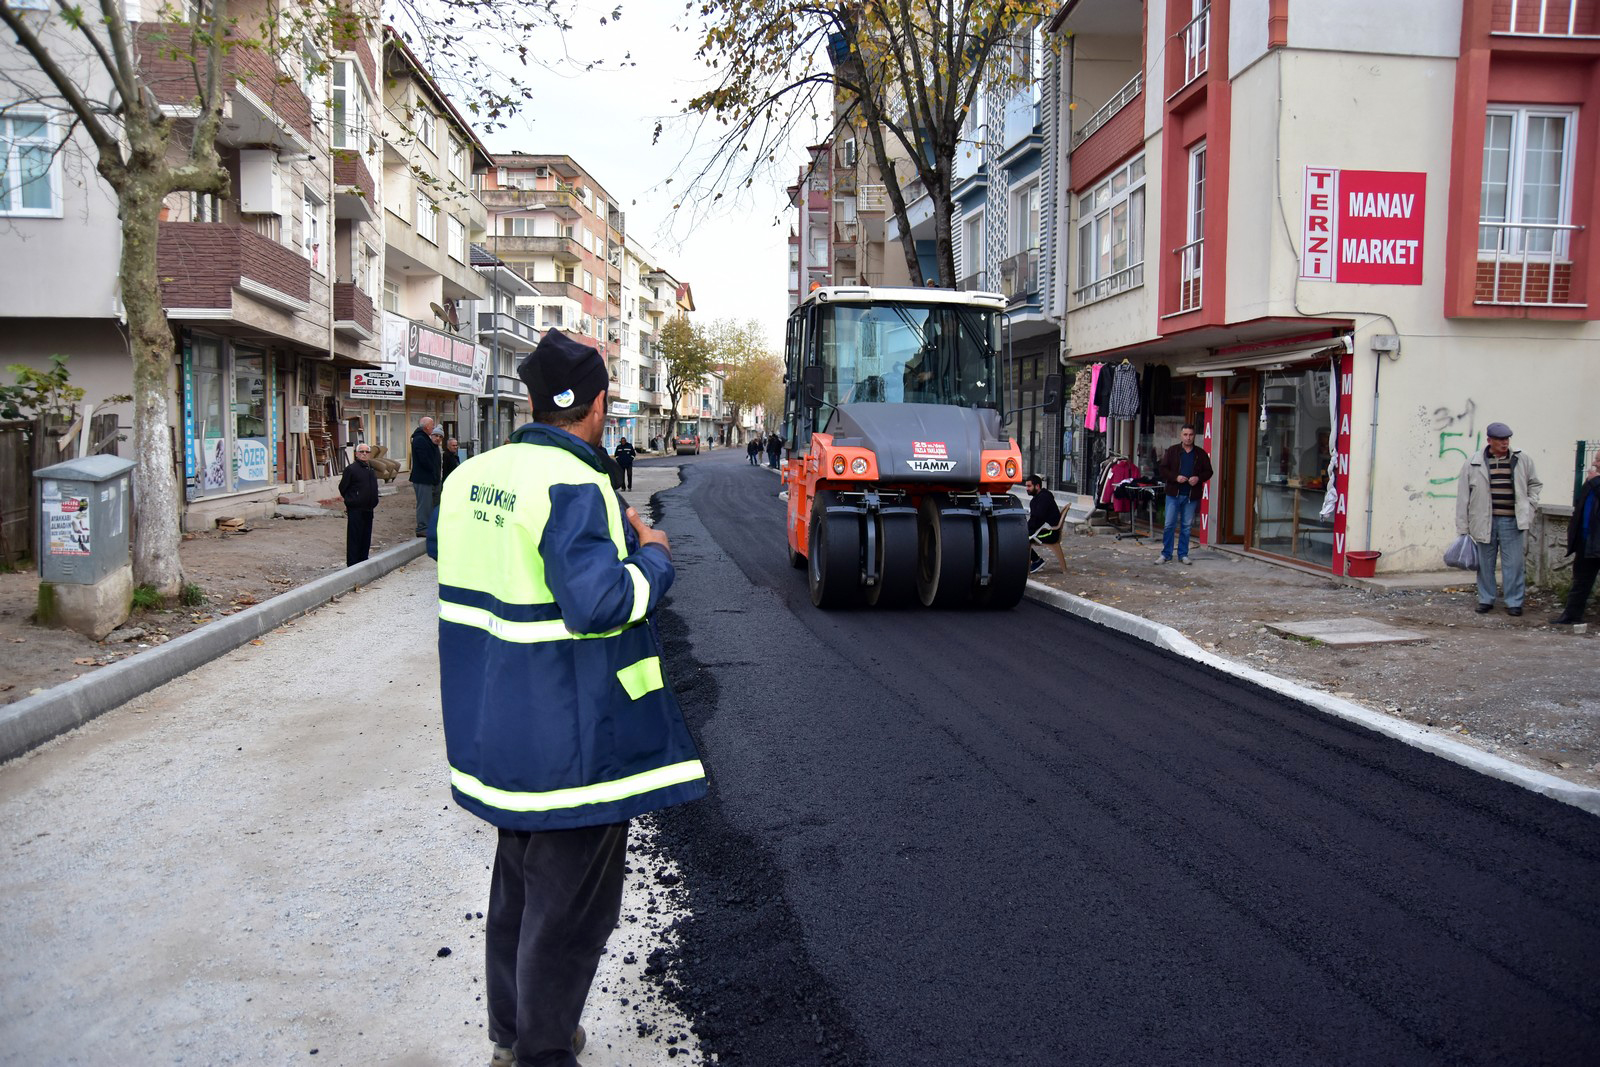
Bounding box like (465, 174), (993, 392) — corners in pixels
(1455, 421), (1541, 617)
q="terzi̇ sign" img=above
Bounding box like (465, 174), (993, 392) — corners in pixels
(1301, 168), (1427, 285)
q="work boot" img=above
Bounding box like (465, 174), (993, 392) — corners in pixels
(1551, 614), (1581, 625)
(491, 1028), (586, 1066)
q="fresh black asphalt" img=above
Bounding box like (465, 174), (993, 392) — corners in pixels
(637, 449), (1600, 1066)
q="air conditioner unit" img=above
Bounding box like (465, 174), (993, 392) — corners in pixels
(533, 165), (550, 178)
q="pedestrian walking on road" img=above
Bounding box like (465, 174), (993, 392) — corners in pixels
(613, 437), (636, 491)
(1156, 424), (1212, 565)
(410, 416), (441, 538)
(766, 432), (782, 469)
(338, 443), (379, 566)
(747, 436), (761, 466)
(1456, 421), (1542, 616)
(430, 329), (707, 1067)
(1553, 452), (1600, 625)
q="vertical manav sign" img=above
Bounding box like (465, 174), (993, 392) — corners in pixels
(1301, 168), (1427, 285)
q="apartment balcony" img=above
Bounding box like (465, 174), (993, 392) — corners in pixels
(1493, 0), (1599, 36)
(858, 184), (889, 213)
(835, 219), (858, 244)
(1000, 249), (1039, 305)
(1175, 238), (1204, 313)
(480, 186), (582, 217)
(1074, 72), (1143, 149)
(958, 270), (990, 292)
(157, 222), (311, 313)
(490, 234), (583, 262)
(134, 22), (313, 147)
(333, 282), (375, 339)
(477, 310), (541, 350)
(1475, 222), (1586, 308)
(332, 151), (377, 222)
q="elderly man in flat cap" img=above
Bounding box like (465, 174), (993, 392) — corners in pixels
(1456, 420), (1542, 617)
(428, 329), (707, 1067)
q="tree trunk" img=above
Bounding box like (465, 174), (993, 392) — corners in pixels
(117, 182), (184, 598)
(930, 170), (958, 288)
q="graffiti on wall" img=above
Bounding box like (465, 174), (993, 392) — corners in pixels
(1422, 398), (1481, 499)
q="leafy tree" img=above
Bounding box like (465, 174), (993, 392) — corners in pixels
(703, 317), (781, 435)
(0, 355), (85, 422)
(658, 314), (716, 427)
(680, 0), (1049, 286)
(0, 0), (582, 596)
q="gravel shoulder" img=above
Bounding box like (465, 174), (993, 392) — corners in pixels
(1027, 527), (1600, 790)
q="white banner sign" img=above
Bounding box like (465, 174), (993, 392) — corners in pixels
(382, 311), (488, 396)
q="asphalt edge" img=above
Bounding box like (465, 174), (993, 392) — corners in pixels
(1024, 580), (1600, 818)
(0, 539), (429, 765)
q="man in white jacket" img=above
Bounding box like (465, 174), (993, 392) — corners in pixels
(1455, 421), (1542, 617)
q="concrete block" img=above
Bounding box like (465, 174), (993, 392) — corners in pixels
(38, 563), (133, 640)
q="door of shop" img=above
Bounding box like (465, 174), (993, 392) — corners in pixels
(1218, 377), (1254, 544)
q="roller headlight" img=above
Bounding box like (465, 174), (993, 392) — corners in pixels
(851, 457), (869, 475)
(1005, 459), (1018, 479)
(832, 455), (847, 475)
(985, 460), (1002, 479)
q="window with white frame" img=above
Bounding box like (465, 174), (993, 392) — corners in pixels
(1184, 143), (1206, 277)
(1, 113), (59, 216)
(1481, 106), (1577, 257)
(448, 136), (467, 181)
(302, 190), (324, 272)
(504, 216), (540, 236)
(1010, 179), (1039, 254)
(301, 38), (325, 103)
(330, 60), (368, 151)
(962, 214), (983, 281)
(414, 105), (436, 153)
(415, 190), (436, 244)
(1075, 155), (1145, 303)
(382, 277), (400, 312)
(447, 214), (465, 262)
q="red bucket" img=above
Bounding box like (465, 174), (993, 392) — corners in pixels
(1346, 550), (1382, 578)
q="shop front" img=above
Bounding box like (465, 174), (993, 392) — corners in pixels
(1073, 338), (1352, 575)
(182, 332), (276, 501)
(352, 311), (489, 470)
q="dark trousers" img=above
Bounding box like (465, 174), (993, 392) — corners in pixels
(1564, 556), (1600, 620)
(413, 482), (438, 535)
(617, 462), (633, 491)
(486, 822), (629, 1067)
(345, 508), (374, 567)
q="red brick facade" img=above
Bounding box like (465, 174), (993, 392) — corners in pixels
(1069, 94), (1145, 193)
(158, 222), (312, 309)
(333, 282), (374, 332)
(134, 23), (313, 142)
(1490, 0), (1598, 35)
(333, 151), (376, 206)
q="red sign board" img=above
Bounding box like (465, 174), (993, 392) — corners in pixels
(1301, 168), (1426, 285)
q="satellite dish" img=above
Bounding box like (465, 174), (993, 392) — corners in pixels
(429, 301), (450, 324)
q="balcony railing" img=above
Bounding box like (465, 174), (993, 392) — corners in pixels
(157, 221), (311, 311)
(957, 270), (990, 292)
(1074, 262), (1144, 308)
(1475, 222), (1586, 307)
(1073, 71), (1143, 148)
(858, 184), (889, 213)
(480, 187), (582, 215)
(477, 310), (540, 347)
(1000, 248), (1039, 303)
(489, 234), (584, 261)
(1495, 0), (1599, 36)
(1175, 238), (1204, 313)
(333, 282), (374, 335)
(1181, 5), (1210, 88)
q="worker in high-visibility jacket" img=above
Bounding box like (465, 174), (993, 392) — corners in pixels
(432, 329), (706, 1067)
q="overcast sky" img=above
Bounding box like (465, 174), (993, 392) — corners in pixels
(476, 2), (817, 351)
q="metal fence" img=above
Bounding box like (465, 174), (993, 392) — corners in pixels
(1578, 439), (1600, 498)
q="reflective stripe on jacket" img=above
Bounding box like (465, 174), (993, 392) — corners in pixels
(435, 422), (706, 831)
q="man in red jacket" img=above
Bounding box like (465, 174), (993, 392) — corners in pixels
(1156, 424), (1213, 565)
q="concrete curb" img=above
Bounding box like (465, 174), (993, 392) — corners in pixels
(0, 539), (429, 765)
(1024, 581), (1600, 817)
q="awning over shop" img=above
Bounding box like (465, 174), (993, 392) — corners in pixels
(1066, 315), (1351, 366)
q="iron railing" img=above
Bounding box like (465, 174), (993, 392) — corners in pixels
(1175, 238), (1204, 312)
(1181, 5), (1210, 87)
(1073, 71), (1143, 148)
(1476, 221), (1585, 306)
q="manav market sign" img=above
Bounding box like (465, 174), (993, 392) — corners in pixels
(1301, 168), (1427, 285)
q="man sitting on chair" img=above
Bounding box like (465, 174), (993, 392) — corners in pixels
(1025, 474), (1064, 574)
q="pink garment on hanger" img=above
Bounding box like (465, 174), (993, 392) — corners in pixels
(1084, 364), (1102, 430)
(1099, 458), (1141, 512)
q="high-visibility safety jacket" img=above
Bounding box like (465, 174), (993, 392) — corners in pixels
(432, 422), (706, 831)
